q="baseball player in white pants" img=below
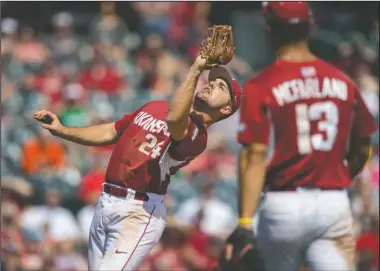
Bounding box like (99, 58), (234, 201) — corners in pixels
(257, 188), (355, 270)
(223, 2), (377, 271)
(34, 55), (242, 269)
(88, 188), (166, 270)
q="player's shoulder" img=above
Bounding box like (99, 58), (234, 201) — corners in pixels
(243, 61), (289, 91)
(141, 100), (170, 110)
(315, 58), (357, 87)
(245, 64), (278, 87)
(138, 100), (170, 114)
(241, 68), (274, 99)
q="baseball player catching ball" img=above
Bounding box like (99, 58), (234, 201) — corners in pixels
(221, 2), (377, 271)
(33, 26), (238, 270)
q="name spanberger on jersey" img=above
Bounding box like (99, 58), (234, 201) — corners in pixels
(272, 77), (348, 106)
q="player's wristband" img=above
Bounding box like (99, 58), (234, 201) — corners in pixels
(238, 217), (253, 226)
(365, 145), (373, 165)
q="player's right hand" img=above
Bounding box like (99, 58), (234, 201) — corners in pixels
(33, 109), (63, 135)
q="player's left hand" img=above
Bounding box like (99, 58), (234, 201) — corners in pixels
(219, 226), (266, 271)
(33, 109), (63, 136)
(193, 55), (208, 71)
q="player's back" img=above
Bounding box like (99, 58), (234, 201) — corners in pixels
(248, 58), (360, 190)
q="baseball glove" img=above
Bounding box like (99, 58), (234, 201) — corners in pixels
(198, 25), (235, 68)
(219, 226), (266, 271)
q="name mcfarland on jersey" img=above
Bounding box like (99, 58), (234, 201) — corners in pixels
(273, 77), (348, 106)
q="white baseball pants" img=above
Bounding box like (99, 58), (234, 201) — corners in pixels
(88, 192), (166, 271)
(256, 188), (355, 271)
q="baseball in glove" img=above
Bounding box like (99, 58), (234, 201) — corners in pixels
(219, 226), (266, 271)
(198, 25), (235, 68)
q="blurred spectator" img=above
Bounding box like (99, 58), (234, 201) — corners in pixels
(52, 240), (87, 271)
(173, 182), (236, 237)
(13, 26), (50, 67)
(92, 2), (129, 46)
(182, 133), (237, 181)
(356, 215), (379, 270)
(21, 189), (81, 243)
(137, 227), (188, 271)
(185, 2), (212, 60)
(1, 72), (16, 103)
(1, 177), (33, 271)
(21, 128), (65, 176)
(182, 229), (224, 271)
(1, 18), (18, 57)
(334, 42), (356, 77)
(28, 61), (65, 106)
(356, 64), (379, 118)
(20, 229), (45, 271)
(209, 109), (240, 143)
(79, 155), (107, 203)
(1, 176), (33, 208)
(79, 51), (125, 94)
(368, 20), (379, 76)
(77, 155), (107, 241)
(91, 2), (135, 66)
(167, 3), (195, 52)
(59, 83), (90, 127)
(48, 12), (81, 77)
(132, 2), (172, 37)
(351, 174), (379, 241)
(136, 32), (184, 97)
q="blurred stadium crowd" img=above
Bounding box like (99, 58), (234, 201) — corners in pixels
(1, 2), (378, 271)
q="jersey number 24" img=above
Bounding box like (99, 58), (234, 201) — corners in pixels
(138, 134), (165, 158)
(295, 101), (338, 155)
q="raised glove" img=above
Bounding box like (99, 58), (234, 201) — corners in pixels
(219, 226), (266, 271)
(198, 25), (235, 68)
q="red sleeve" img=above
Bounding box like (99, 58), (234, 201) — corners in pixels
(114, 112), (138, 135)
(169, 117), (206, 160)
(351, 89), (377, 138)
(237, 80), (270, 145)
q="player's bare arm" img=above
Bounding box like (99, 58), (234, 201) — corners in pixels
(238, 146), (249, 188)
(220, 142), (268, 271)
(166, 56), (206, 141)
(167, 25), (235, 141)
(346, 136), (372, 178)
(33, 109), (118, 146)
(222, 3), (378, 271)
(238, 143), (268, 229)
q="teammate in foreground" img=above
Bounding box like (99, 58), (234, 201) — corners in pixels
(34, 26), (239, 271)
(221, 2), (377, 271)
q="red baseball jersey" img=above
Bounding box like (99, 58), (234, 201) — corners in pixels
(238, 58), (377, 190)
(106, 100), (207, 194)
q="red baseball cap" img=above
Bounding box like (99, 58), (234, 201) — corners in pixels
(208, 66), (241, 115)
(262, 1), (311, 24)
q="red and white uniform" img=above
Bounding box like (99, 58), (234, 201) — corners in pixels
(107, 100), (207, 194)
(239, 58), (377, 191)
(238, 58), (377, 271)
(89, 100), (207, 271)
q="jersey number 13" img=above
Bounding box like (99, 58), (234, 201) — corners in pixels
(295, 101), (339, 155)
